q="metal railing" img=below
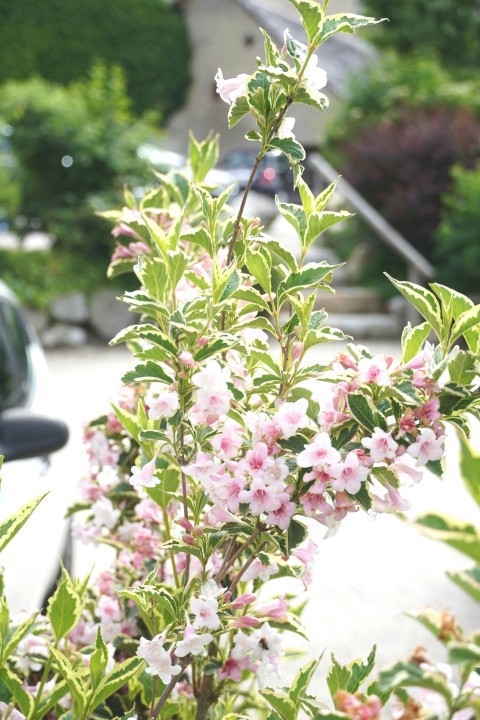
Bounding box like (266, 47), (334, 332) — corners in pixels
(309, 152), (435, 289)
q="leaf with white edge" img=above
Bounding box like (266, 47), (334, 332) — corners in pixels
(48, 567), (83, 643)
(48, 644), (86, 711)
(111, 403), (142, 441)
(287, 517), (308, 552)
(315, 179), (340, 212)
(297, 177), (315, 215)
(139, 213), (169, 258)
(327, 655), (352, 697)
(181, 227), (214, 257)
(228, 95), (251, 128)
(194, 336), (237, 362)
(33, 679), (69, 720)
(448, 642), (480, 663)
(269, 136), (306, 162)
(0, 493), (47, 554)
(3, 611), (37, 661)
(386, 275), (443, 340)
(400, 321), (431, 364)
(260, 27), (280, 64)
(89, 657), (144, 712)
(233, 287), (270, 312)
(449, 350), (477, 385)
(303, 210), (352, 250)
(285, 28), (308, 64)
(246, 249), (272, 295)
(287, 0), (324, 44)
(347, 394), (388, 433)
(447, 566), (480, 604)
(318, 13), (385, 45)
(122, 361), (173, 386)
(89, 627), (109, 691)
(261, 688), (297, 720)
(268, 613), (309, 641)
(219, 267), (241, 302)
(257, 234), (298, 273)
(450, 304), (480, 346)
(304, 325), (349, 350)
(281, 262), (340, 295)
(295, 85), (329, 112)
(430, 282), (474, 321)
(377, 661), (454, 702)
(409, 513), (480, 563)
(275, 199), (307, 240)
(406, 608), (451, 639)
(459, 438), (480, 508)
(347, 646), (376, 693)
(0, 667), (35, 717)
(371, 466), (400, 489)
(290, 658), (321, 703)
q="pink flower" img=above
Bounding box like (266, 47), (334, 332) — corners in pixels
(258, 595), (288, 620)
(415, 397), (441, 425)
(91, 497), (120, 529)
(175, 625), (212, 657)
(373, 485), (412, 513)
(178, 350), (195, 367)
(407, 428), (445, 466)
(191, 359), (232, 423)
(357, 356), (391, 387)
(190, 597), (220, 631)
(136, 635), (181, 683)
(274, 398), (309, 439)
(218, 657), (250, 682)
(361, 427), (398, 463)
(297, 432), (340, 469)
(211, 419), (244, 459)
(265, 493), (296, 530)
(242, 442), (272, 477)
(129, 455), (159, 488)
(97, 595), (122, 624)
(215, 68), (249, 104)
(242, 558), (279, 582)
(330, 452), (370, 494)
(145, 385), (179, 420)
(238, 478), (282, 515)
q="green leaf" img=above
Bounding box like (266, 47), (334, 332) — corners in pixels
(290, 658), (321, 703)
(304, 325), (349, 350)
(280, 262), (340, 296)
(287, 0), (323, 44)
(111, 403), (142, 441)
(284, 28), (308, 63)
(232, 286), (270, 312)
(48, 567), (83, 643)
(0, 667), (34, 717)
(246, 248), (272, 295)
(409, 513), (480, 563)
(269, 136), (305, 162)
(386, 275), (443, 341)
(327, 655), (351, 697)
(294, 85), (329, 112)
(219, 268), (241, 302)
(3, 611), (37, 661)
(448, 565), (480, 603)
(257, 234), (298, 272)
(315, 179), (340, 212)
(448, 642), (480, 664)
(347, 394), (387, 433)
(48, 644), (86, 712)
(451, 303), (480, 346)
(347, 646), (377, 693)
(247, 72), (271, 117)
(318, 13), (385, 45)
(228, 94), (250, 128)
(378, 661), (453, 702)
(135, 255), (169, 303)
(89, 657), (144, 712)
(400, 321), (431, 364)
(449, 350), (477, 385)
(406, 608), (450, 640)
(90, 628), (109, 691)
(261, 688), (297, 720)
(303, 211), (352, 250)
(33, 680), (69, 720)
(181, 228), (214, 257)
(122, 361), (173, 386)
(0, 493), (47, 554)
(287, 518), (308, 552)
(194, 336), (237, 362)
(276, 199), (307, 241)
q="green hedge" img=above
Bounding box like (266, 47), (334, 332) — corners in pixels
(0, 0), (190, 117)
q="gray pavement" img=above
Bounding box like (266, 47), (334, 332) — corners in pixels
(1, 340), (479, 699)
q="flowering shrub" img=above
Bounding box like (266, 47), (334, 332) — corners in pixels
(0, 1), (479, 719)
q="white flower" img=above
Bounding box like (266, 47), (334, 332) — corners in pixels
(136, 635), (181, 684)
(407, 428), (445, 466)
(330, 451), (370, 494)
(215, 68), (249, 104)
(297, 432), (340, 469)
(175, 626), (213, 657)
(278, 117), (296, 139)
(91, 497), (120, 530)
(190, 596), (220, 631)
(362, 427), (398, 462)
(274, 398), (309, 439)
(145, 385), (179, 420)
(302, 55), (327, 95)
(129, 455), (159, 488)
(0, 702), (26, 720)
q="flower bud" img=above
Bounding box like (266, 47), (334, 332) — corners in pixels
(176, 517), (194, 532)
(230, 615), (261, 628)
(181, 533), (195, 546)
(230, 593), (256, 609)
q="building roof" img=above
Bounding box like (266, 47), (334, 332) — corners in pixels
(234, 0), (376, 97)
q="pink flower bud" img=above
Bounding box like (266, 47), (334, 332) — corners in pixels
(291, 341), (304, 360)
(197, 336), (209, 347)
(176, 517), (194, 532)
(181, 534), (195, 546)
(192, 525), (204, 537)
(230, 593), (256, 609)
(179, 351), (195, 368)
(230, 616), (261, 628)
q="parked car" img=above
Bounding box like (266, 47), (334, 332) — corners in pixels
(217, 148), (292, 201)
(0, 280), (69, 609)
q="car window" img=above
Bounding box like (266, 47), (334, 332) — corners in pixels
(0, 299), (31, 411)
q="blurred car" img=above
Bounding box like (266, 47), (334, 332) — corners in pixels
(137, 143), (239, 197)
(218, 148), (297, 201)
(0, 280), (69, 609)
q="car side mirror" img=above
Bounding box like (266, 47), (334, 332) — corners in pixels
(0, 409), (69, 462)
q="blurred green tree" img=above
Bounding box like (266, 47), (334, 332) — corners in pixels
(0, 0), (190, 118)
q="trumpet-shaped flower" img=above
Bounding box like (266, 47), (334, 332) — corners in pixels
(407, 428), (445, 466)
(215, 68), (249, 104)
(136, 635), (181, 683)
(175, 625), (212, 657)
(361, 427), (398, 462)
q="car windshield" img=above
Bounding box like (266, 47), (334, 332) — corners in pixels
(0, 299), (31, 411)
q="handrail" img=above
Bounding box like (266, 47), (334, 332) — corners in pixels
(309, 152), (435, 282)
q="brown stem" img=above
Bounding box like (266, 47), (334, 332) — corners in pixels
(229, 541), (268, 595)
(151, 656), (191, 719)
(194, 673), (217, 720)
(216, 528), (261, 584)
